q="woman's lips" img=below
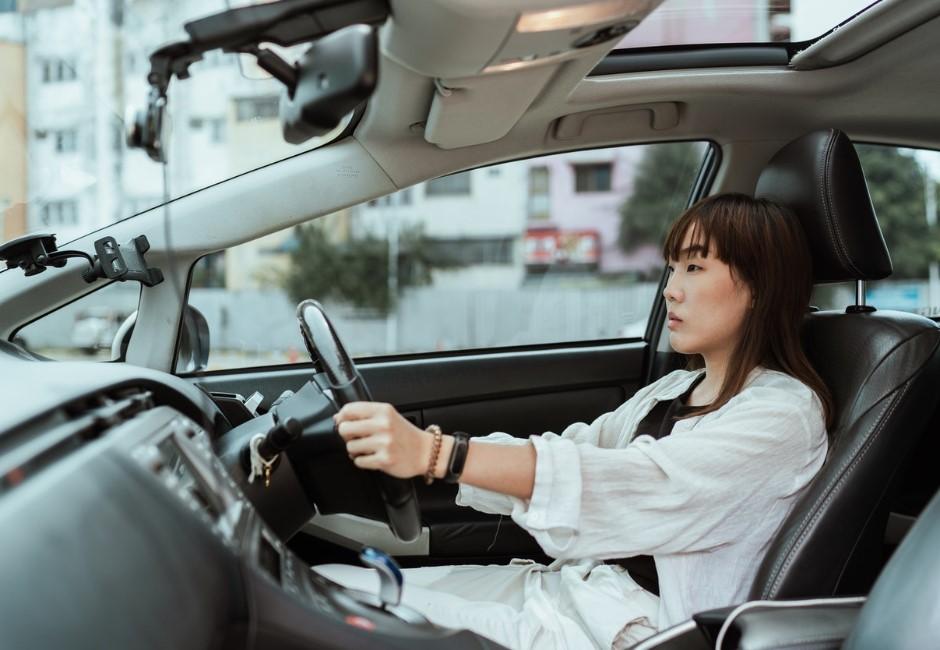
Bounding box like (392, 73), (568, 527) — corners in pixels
(667, 312), (683, 329)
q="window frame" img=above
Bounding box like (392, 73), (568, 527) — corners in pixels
(174, 140), (718, 378)
(838, 139), (940, 317)
(8, 281), (143, 362)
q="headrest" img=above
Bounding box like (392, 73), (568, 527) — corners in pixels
(755, 129), (892, 283)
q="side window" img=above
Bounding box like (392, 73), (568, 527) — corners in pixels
(182, 142), (712, 372)
(12, 282), (141, 361)
(812, 144), (940, 317)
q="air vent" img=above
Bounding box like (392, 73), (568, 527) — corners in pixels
(0, 389), (154, 495)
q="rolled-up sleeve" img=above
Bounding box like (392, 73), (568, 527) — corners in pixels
(455, 411), (614, 516)
(509, 385), (827, 560)
(509, 433), (582, 550)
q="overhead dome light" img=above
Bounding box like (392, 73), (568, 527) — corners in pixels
(517, 0), (659, 33)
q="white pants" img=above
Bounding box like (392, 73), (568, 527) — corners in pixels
(314, 558), (659, 650)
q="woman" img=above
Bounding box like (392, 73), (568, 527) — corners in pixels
(316, 193), (833, 649)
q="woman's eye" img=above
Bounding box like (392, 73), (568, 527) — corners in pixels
(686, 264), (701, 272)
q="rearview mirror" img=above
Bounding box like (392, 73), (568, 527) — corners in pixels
(280, 24), (377, 145)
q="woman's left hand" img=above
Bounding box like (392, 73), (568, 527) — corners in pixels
(333, 402), (431, 479)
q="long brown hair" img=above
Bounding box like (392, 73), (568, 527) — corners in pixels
(662, 193), (834, 429)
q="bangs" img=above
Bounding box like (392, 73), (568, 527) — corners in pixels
(662, 210), (718, 263)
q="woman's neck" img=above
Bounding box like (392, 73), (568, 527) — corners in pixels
(692, 353), (730, 407)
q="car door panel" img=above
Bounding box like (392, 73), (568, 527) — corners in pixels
(192, 341), (644, 411)
(189, 341), (646, 564)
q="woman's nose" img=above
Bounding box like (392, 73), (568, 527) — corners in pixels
(663, 276), (682, 303)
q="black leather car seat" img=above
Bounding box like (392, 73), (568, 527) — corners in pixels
(749, 129), (940, 600)
(675, 487), (940, 650)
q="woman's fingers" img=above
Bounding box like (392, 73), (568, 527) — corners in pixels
(351, 454), (383, 471)
(335, 418), (385, 441)
(345, 434), (389, 457)
(335, 401), (395, 422)
(331, 400), (425, 479)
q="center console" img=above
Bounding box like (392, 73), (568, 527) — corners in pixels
(127, 406), (502, 649)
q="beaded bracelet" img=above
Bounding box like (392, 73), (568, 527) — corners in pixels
(424, 424), (443, 485)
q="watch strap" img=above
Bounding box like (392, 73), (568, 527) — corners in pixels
(444, 431), (471, 483)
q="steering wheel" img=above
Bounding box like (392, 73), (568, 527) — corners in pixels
(296, 299), (421, 543)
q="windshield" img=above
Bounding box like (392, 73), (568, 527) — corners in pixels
(614, 0), (879, 50)
(0, 0), (347, 248)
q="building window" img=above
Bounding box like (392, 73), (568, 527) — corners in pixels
(40, 200), (79, 227)
(426, 237), (513, 265)
(425, 171), (472, 196)
(190, 117), (226, 143)
(574, 162), (612, 193)
(52, 128), (78, 153)
(528, 166), (550, 220)
(208, 118), (226, 143)
(234, 96), (280, 121)
(41, 58), (77, 83)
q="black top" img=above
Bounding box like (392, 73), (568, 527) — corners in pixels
(634, 374), (706, 441)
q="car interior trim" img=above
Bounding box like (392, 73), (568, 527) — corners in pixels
(714, 596), (867, 650)
(791, 0), (940, 70)
(302, 512), (430, 556)
(631, 619), (700, 650)
(591, 45), (790, 76)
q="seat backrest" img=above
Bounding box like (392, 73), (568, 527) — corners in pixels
(844, 487), (940, 649)
(749, 129), (940, 600)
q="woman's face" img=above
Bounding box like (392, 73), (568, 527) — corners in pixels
(663, 227), (752, 361)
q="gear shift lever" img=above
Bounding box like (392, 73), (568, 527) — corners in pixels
(358, 546), (403, 608)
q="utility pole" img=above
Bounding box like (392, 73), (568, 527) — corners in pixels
(925, 160), (939, 315)
(386, 213), (398, 353)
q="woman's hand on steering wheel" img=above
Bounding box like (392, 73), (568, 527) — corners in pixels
(334, 402), (442, 479)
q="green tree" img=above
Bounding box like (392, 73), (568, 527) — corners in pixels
(856, 145), (940, 279)
(617, 143), (940, 281)
(282, 221), (450, 314)
(618, 142), (704, 252)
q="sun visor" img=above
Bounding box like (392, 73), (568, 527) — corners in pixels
(424, 66), (557, 149)
(391, 0), (664, 149)
(385, 0), (664, 79)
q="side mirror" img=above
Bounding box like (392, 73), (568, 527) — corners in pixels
(110, 311), (138, 361)
(110, 305), (210, 372)
(177, 306), (210, 373)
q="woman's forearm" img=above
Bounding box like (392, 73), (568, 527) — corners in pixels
(433, 435), (536, 500)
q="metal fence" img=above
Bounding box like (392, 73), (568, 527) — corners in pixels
(18, 280), (937, 369)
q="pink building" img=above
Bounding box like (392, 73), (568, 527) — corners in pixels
(523, 147), (649, 275)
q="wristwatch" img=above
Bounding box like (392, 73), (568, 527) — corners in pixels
(444, 431), (471, 483)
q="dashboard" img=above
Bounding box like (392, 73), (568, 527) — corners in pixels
(0, 350), (503, 650)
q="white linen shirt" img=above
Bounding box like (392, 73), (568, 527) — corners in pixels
(456, 366), (828, 642)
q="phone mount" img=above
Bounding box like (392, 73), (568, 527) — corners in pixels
(127, 0), (386, 162)
(0, 233), (164, 287)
